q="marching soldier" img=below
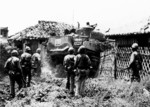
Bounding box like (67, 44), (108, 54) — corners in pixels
(128, 43), (143, 82)
(20, 46), (32, 87)
(31, 48), (41, 77)
(63, 47), (76, 96)
(4, 50), (23, 98)
(74, 45), (92, 97)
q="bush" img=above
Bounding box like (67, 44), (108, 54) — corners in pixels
(0, 43), (10, 75)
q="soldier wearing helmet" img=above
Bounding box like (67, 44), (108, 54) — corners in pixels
(74, 45), (91, 97)
(31, 48), (41, 77)
(128, 43), (142, 82)
(4, 50), (23, 98)
(63, 47), (76, 96)
(20, 46), (32, 87)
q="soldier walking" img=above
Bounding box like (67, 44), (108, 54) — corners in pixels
(74, 45), (92, 97)
(128, 43), (142, 82)
(63, 47), (76, 96)
(31, 48), (41, 77)
(20, 46), (32, 87)
(4, 50), (23, 98)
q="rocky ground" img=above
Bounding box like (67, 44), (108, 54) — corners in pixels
(1, 54), (150, 107)
(0, 66), (150, 107)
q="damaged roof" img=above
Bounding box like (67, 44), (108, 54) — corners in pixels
(8, 21), (73, 41)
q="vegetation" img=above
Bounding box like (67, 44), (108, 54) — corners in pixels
(2, 50), (150, 107)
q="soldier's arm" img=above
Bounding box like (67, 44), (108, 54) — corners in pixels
(4, 60), (9, 74)
(38, 55), (41, 65)
(73, 55), (79, 75)
(87, 56), (91, 65)
(63, 56), (68, 69)
(87, 55), (92, 69)
(30, 55), (32, 66)
(20, 55), (24, 65)
(17, 59), (22, 73)
(74, 55), (79, 69)
(139, 53), (143, 62)
(129, 53), (135, 68)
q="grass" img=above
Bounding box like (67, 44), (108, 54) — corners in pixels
(4, 51), (150, 107)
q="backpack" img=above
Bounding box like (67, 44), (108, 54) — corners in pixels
(134, 53), (143, 70)
(77, 54), (89, 69)
(21, 54), (31, 68)
(66, 57), (75, 71)
(6, 57), (20, 76)
(31, 55), (39, 68)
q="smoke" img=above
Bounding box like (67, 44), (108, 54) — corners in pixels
(40, 46), (53, 77)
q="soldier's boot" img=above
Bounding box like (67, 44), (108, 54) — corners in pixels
(135, 76), (141, 82)
(10, 77), (15, 98)
(27, 82), (30, 87)
(27, 77), (31, 87)
(37, 67), (41, 77)
(66, 74), (70, 90)
(66, 81), (70, 90)
(23, 78), (27, 88)
(23, 72), (27, 88)
(27, 71), (31, 87)
(16, 77), (23, 90)
(75, 80), (82, 97)
(70, 74), (75, 96)
(80, 78), (86, 97)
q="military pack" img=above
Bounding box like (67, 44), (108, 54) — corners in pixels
(134, 53), (143, 70)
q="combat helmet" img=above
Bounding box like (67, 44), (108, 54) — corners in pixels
(132, 43), (138, 49)
(36, 48), (41, 54)
(25, 46), (31, 52)
(131, 43), (138, 51)
(78, 45), (86, 54)
(68, 47), (74, 54)
(11, 50), (18, 57)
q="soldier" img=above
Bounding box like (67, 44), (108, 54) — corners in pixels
(31, 48), (41, 77)
(4, 50), (23, 98)
(20, 46), (32, 87)
(63, 47), (76, 96)
(74, 45), (92, 97)
(128, 43), (142, 82)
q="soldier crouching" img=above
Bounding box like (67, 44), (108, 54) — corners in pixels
(4, 50), (23, 98)
(63, 47), (76, 96)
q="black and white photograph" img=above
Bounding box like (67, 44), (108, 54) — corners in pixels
(0, 0), (150, 106)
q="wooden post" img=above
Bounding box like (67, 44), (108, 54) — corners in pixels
(114, 55), (117, 79)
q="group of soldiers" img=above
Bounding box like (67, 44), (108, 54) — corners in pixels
(64, 43), (143, 97)
(63, 45), (92, 97)
(4, 42), (142, 98)
(4, 46), (41, 98)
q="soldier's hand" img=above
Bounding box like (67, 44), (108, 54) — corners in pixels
(90, 66), (93, 70)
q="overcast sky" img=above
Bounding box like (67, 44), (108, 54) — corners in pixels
(0, 0), (150, 35)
